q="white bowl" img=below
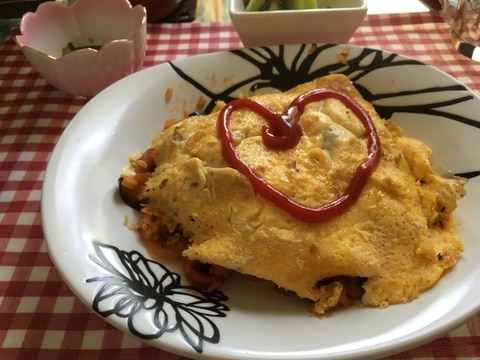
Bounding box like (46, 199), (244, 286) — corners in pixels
(229, 0), (368, 48)
(15, 0), (147, 97)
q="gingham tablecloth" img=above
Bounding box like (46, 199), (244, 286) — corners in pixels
(1, 11), (480, 360)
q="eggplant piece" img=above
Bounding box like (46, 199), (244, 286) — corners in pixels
(118, 173), (150, 211)
(135, 148), (156, 173)
(182, 258), (227, 292)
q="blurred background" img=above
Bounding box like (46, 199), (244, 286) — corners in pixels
(0, 0), (439, 45)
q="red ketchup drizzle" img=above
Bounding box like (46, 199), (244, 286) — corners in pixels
(217, 88), (381, 223)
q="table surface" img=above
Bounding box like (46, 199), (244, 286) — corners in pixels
(2, 5), (480, 360)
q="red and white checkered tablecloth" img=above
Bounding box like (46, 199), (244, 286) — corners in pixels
(1, 11), (480, 360)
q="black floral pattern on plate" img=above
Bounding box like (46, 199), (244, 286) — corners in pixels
(172, 44), (475, 122)
(170, 44), (480, 178)
(87, 242), (229, 353)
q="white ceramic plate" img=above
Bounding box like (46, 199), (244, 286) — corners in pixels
(42, 44), (480, 360)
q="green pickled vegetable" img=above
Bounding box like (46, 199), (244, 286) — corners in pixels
(245, 0), (317, 11)
(62, 42), (103, 56)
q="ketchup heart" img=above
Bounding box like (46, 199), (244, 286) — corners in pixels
(217, 88), (381, 223)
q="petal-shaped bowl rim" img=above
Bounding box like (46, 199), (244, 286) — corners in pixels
(15, 0), (146, 61)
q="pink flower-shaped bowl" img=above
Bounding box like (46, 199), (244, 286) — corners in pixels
(15, 0), (147, 97)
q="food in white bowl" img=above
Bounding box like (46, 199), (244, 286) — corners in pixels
(15, 0), (147, 97)
(244, 0), (318, 11)
(230, 0), (368, 47)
